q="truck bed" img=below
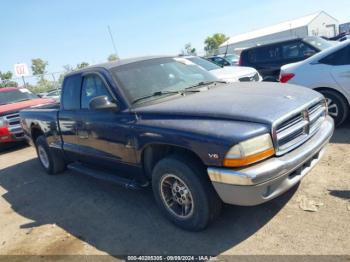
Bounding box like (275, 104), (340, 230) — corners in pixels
(20, 105), (61, 147)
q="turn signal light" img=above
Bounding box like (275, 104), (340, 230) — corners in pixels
(223, 148), (275, 167)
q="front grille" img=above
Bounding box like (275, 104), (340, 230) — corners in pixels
(274, 100), (326, 155)
(239, 72), (260, 82)
(4, 112), (24, 136)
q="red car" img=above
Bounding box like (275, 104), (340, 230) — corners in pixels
(0, 87), (55, 144)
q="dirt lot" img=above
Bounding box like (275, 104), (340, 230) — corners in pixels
(0, 122), (349, 259)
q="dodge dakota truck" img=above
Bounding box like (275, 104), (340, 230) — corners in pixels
(0, 87), (54, 146)
(20, 56), (334, 231)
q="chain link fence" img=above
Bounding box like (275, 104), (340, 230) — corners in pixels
(5, 71), (65, 94)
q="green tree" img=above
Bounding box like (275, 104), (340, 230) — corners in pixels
(76, 62), (89, 69)
(63, 64), (73, 72)
(182, 43), (197, 55)
(35, 78), (54, 93)
(204, 33), (229, 55)
(29, 58), (51, 93)
(0, 71), (12, 81)
(108, 54), (119, 62)
(0, 71), (18, 88)
(31, 58), (48, 76)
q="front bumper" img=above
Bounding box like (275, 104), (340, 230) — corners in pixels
(208, 116), (334, 206)
(0, 127), (25, 143)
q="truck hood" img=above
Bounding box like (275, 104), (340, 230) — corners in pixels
(0, 98), (55, 116)
(133, 82), (323, 126)
(210, 66), (258, 82)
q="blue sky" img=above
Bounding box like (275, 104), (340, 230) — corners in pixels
(1, 0), (349, 74)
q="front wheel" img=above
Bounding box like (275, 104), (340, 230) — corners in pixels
(320, 90), (349, 127)
(152, 155), (222, 231)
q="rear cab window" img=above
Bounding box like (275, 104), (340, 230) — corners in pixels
(61, 74), (82, 110)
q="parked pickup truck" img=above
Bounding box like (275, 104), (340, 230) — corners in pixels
(20, 56), (334, 231)
(0, 87), (54, 145)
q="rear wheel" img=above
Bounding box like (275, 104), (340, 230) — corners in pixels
(35, 135), (66, 174)
(320, 90), (349, 127)
(152, 155), (222, 231)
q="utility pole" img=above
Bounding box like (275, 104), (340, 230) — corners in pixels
(21, 76), (27, 89)
(107, 25), (118, 57)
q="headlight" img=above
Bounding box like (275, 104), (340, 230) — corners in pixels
(223, 134), (275, 167)
(0, 117), (5, 127)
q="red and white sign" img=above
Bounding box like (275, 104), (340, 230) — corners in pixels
(14, 63), (29, 77)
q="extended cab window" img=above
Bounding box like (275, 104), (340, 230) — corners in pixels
(62, 75), (81, 110)
(320, 46), (350, 66)
(81, 75), (113, 109)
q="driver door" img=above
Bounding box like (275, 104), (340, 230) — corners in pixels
(76, 72), (137, 174)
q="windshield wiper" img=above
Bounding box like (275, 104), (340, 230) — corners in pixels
(132, 89), (202, 105)
(132, 91), (183, 104)
(185, 80), (226, 90)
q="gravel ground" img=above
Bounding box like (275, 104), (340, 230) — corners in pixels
(0, 121), (349, 259)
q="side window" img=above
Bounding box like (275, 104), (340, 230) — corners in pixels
(282, 42), (301, 59)
(213, 57), (223, 66)
(211, 57), (230, 66)
(282, 42), (315, 59)
(62, 75), (81, 110)
(81, 75), (113, 109)
(320, 46), (350, 66)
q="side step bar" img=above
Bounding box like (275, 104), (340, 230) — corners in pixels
(67, 162), (143, 190)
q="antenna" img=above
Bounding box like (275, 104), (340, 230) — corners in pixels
(107, 25), (118, 57)
(224, 42), (229, 57)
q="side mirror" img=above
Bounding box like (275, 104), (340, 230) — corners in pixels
(89, 96), (118, 111)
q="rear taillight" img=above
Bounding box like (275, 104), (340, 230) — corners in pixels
(279, 73), (295, 83)
(238, 55), (243, 66)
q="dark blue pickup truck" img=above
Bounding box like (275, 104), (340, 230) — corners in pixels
(20, 56), (334, 231)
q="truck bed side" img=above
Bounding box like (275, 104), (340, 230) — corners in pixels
(20, 106), (62, 149)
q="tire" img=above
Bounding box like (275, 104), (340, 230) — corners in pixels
(35, 135), (66, 175)
(152, 155), (222, 231)
(320, 90), (349, 127)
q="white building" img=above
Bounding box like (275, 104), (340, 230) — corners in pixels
(339, 22), (350, 33)
(219, 11), (339, 54)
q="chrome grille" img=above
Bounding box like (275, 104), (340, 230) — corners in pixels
(274, 100), (326, 155)
(4, 112), (24, 137)
(239, 72), (260, 82)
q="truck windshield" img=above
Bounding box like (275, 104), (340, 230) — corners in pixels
(0, 89), (38, 105)
(111, 57), (218, 103)
(303, 37), (334, 51)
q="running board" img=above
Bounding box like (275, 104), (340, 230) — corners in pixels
(67, 162), (142, 190)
